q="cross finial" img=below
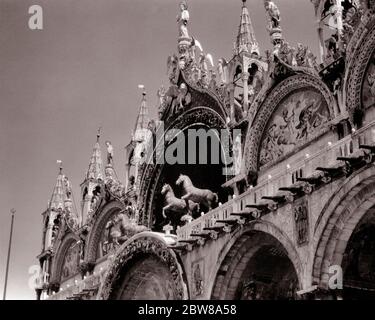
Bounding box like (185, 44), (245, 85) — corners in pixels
(163, 222), (173, 235)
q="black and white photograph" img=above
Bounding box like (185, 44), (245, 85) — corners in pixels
(1, 0), (375, 305)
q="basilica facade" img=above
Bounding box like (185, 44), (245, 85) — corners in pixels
(36, 0), (375, 300)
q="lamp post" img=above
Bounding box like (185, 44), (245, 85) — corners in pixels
(3, 208), (15, 300)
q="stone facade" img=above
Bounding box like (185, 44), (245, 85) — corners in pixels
(37, 1), (375, 300)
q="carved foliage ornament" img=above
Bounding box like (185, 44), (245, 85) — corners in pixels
(243, 74), (335, 176)
(98, 237), (186, 300)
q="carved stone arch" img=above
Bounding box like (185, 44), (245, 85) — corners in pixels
(311, 165), (375, 288)
(243, 74), (336, 177)
(85, 200), (124, 264)
(344, 13), (375, 122)
(50, 232), (80, 284)
(97, 232), (188, 300)
(210, 220), (303, 299)
(163, 73), (229, 127)
(137, 106), (229, 228)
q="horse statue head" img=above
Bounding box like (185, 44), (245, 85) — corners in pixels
(176, 174), (190, 186)
(161, 183), (173, 195)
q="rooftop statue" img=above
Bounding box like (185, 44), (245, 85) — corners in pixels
(177, 1), (190, 39)
(264, 0), (281, 30)
(105, 141), (114, 165)
(63, 176), (72, 200)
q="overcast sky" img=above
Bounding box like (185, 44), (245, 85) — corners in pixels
(0, 0), (317, 300)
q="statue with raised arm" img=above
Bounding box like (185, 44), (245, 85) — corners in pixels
(264, 0), (281, 30)
(105, 141), (114, 165)
(177, 1), (190, 39)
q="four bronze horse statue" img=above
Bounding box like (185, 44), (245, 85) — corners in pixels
(176, 174), (218, 211)
(161, 183), (199, 219)
(161, 175), (218, 223)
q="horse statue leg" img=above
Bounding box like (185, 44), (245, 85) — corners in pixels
(162, 204), (172, 218)
(181, 193), (192, 201)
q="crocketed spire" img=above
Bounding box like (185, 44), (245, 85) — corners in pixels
(235, 0), (259, 56)
(86, 129), (104, 180)
(49, 164), (64, 211)
(133, 91), (150, 143)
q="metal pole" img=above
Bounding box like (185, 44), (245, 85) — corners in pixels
(3, 208), (15, 300)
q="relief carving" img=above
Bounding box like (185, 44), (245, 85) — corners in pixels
(259, 90), (329, 167)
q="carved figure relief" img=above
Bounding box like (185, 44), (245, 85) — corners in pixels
(192, 259), (204, 297)
(98, 211), (148, 258)
(294, 201), (309, 246)
(259, 90), (329, 167)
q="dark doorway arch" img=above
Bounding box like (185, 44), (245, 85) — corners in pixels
(211, 229), (300, 300)
(114, 255), (178, 300)
(98, 233), (187, 300)
(342, 209), (375, 299)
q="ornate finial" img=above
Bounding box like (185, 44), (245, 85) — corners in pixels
(97, 127), (101, 142)
(138, 84), (146, 97)
(163, 222), (174, 236)
(57, 160), (63, 174)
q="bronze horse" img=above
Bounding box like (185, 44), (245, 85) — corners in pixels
(161, 184), (199, 219)
(176, 174), (218, 211)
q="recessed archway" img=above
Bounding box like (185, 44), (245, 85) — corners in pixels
(114, 255), (178, 300)
(97, 233), (188, 300)
(312, 166), (375, 298)
(342, 210), (375, 299)
(211, 223), (302, 300)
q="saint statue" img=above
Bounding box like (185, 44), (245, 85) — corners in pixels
(265, 1), (281, 30)
(105, 141), (114, 165)
(217, 59), (227, 85)
(63, 176), (72, 199)
(177, 1), (190, 39)
(157, 85), (166, 107)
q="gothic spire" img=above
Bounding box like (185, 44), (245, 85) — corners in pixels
(133, 90), (150, 143)
(49, 162), (64, 211)
(86, 129), (104, 180)
(235, 0), (259, 56)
